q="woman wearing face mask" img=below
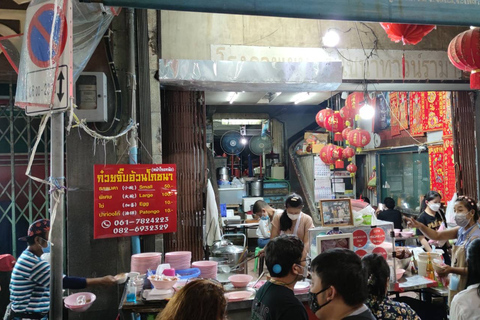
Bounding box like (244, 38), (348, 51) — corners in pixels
(415, 191), (451, 265)
(270, 194), (314, 252)
(407, 195), (480, 304)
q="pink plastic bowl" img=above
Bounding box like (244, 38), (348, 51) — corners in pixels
(148, 276), (178, 290)
(228, 274), (253, 288)
(400, 231), (414, 238)
(396, 269), (405, 280)
(192, 261), (218, 268)
(64, 292), (96, 312)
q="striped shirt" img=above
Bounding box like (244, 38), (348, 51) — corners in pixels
(9, 249), (50, 314)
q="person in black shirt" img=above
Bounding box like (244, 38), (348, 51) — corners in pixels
(309, 249), (375, 320)
(377, 197), (403, 230)
(415, 191), (451, 265)
(251, 235), (308, 320)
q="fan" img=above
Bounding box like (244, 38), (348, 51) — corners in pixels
(249, 135), (273, 178)
(220, 131), (245, 177)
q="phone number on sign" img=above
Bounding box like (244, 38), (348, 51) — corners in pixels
(113, 224), (169, 234)
(113, 217), (169, 226)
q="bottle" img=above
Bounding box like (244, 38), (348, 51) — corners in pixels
(410, 256), (418, 275)
(126, 280), (137, 303)
(426, 252), (435, 280)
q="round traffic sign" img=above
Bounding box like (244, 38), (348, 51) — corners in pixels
(27, 4), (67, 68)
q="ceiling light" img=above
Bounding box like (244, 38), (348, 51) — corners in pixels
(471, 26), (477, 29)
(227, 92), (239, 104)
(294, 92), (311, 105)
(323, 30), (340, 47)
(359, 103), (375, 120)
(240, 137), (248, 145)
(221, 119), (264, 125)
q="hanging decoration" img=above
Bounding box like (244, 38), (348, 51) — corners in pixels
(315, 108), (333, 128)
(422, 91), (446, 132)
(340, 106), (355, 124)
(345, 92), (364, 120)
(443, 92), (453, 137)
(389, 92), (401, 136)
(342, 123), (354, 143)
(347, 128), (371, 152)
(443, 137), (456, 202)
(428, 144), (444, 198)
(409, 92), (426, 136)
(448, 28), (480, 89)
(319, 144), (335, 166)
(379, 23), (436, 45)
(324, 111), (345, 141)
(343, 146), (356, 161)
(347, 163), (357, 177)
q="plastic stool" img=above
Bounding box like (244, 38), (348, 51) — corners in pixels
(254, 247), (262, 273)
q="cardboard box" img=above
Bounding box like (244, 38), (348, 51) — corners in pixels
(312, 143), (326, 154)
(304, 132), (329, 145)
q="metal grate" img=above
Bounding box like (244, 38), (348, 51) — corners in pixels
(452, 91), (477, 199)
(0, 84), (50, 257)
(161, 90), (207, 261)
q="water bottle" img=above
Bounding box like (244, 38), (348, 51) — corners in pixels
(126, 280), (137, 303)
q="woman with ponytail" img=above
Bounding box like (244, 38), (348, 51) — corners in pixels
(270, 194), (314, 252)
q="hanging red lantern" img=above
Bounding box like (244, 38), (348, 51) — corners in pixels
(324, 111), (345, 141)
(315, 108), (333, 128)
(340, 106), (354, 124)
(343, 146), (356, 160)
(380, 23), (436, 45)
(319, 145), (335, 165)
(342, 124), (353, 143)
(347, 128), (371, 152)
(345, 93), (364, 120)
(347, 163), (357, 177)
(333, 146), (345, 169)
(448, 28), (480, 89)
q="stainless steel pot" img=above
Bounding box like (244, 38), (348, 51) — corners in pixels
(217, 167), (230, 181)
(250, 180), (263, 197)
(210, 234), (248, 274)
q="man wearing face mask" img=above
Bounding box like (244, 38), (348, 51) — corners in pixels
(309, 248), (375, 320)
(6, 219), (115, 320)
(251, 235), (308, 320)
(407, 195), (480, 304)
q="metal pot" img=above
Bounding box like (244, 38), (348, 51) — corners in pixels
(210, 234), (248, 274)
(250, 180), (263, 197)
(217, 167), (230, 181)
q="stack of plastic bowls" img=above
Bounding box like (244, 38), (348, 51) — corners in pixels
(165, 251), (191, 270)
(192, 261), (218, 279)
(130, 252), (162, 274)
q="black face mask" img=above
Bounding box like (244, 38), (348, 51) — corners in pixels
(309, 286), (331, 314)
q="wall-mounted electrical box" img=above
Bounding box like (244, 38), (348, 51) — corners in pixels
(74, 72), (108, 122)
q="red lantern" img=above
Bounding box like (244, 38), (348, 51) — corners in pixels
(347, 128), (371, 152)
(347, 163), (357, 177)
(340, 106), (354, 124)
(315, 108), (333, 128)
(319, 145), (335, 165)
(380, 23), (436, 45)
(345, 93), (364, 119)
(324, 111), (345, 141)
(448, 28), (480, 89)
(342, 125), (353, 142)
(343, 146), (356, 160)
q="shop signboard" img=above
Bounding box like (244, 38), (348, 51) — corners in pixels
(93, 164), (177, 239)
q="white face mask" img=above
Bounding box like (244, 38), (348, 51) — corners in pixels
(287, 213), (299, 220)
(428, 202), (441, 212)
(454, 212), (471, 227)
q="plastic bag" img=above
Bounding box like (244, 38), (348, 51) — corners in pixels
(445, 193), (457, 227)
(353, 205), (377, 226)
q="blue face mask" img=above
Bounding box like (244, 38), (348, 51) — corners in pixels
(260, 216), (269, 221)
(40, 237), (51, 253)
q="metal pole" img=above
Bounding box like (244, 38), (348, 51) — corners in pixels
(49, 112), (65, 320)
(9, 83), (17, 257)
(127, 8), (141, 255)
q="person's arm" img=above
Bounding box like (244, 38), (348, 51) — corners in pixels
(406, 217), (459, 240)
(63, 275), (116, 289)
(418, 236), (432, 252)
(270, 215), (280, 239)
(30, 260), (50, 288)
(86, 275), (116, 287)
(437, 265), (467, 277)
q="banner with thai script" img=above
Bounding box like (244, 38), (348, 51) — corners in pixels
(423, 91), (446, 132)
(443, 137), (456, 202)
(94, 164), (177, 239)
(389, 92), (400, 136)
(409, 92), (425, 137)
(428, 145), (444, 198)
(443, 92), (453, 137)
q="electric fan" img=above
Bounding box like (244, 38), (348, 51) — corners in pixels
(220, 131), (245, 177)
(249, 135), (273, 178)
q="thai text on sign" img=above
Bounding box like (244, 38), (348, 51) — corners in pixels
(93, 164), (177, 239)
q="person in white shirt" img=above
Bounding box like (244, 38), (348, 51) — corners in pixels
(450, 238), (480, 320)
(253, 200), (282, 248)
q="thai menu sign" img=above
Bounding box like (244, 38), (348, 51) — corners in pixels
(94, 164), (177, 239)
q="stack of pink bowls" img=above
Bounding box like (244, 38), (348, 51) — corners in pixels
(192, 261), (218, 279)
(130, 252), (162, 274)
(165, 251), (191, 270)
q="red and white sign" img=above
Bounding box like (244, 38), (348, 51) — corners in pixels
(369, 227), (386, 245)
(353, 229), (368, 248)
(94, 164), (177, 239)
(15, 0), (73, 115)
(355, 249), (368, 258)
(372, 247), (388, 260)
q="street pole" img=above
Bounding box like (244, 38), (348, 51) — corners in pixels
(49, 112), (65, 320)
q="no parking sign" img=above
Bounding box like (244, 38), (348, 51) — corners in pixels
(15, 0), (73, 115)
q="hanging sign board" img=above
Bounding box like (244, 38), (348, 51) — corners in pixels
(93, 164), (177, 239)
(15, 0), (73, 115)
